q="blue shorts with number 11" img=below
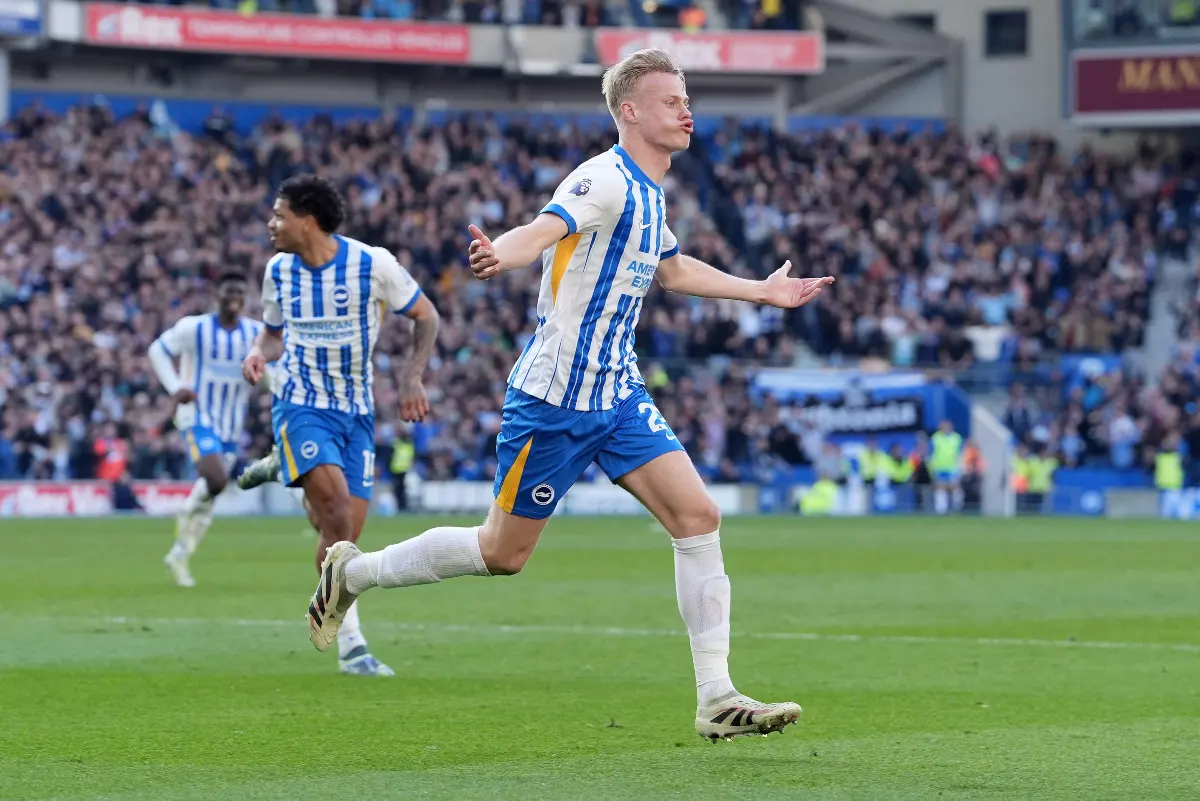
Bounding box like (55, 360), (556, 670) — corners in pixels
(492, 384), (684, 519)
(272, 399), (376, 501)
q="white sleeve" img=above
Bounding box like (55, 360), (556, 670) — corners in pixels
(540, 162), (624, 236)
(149, 317), (198, 395)
(371, 248), (423, 315)
(261, 257), (284, 330)
(661, 223), (679, 260)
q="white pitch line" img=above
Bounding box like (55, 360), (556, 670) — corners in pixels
(85, 616), (1200, 654)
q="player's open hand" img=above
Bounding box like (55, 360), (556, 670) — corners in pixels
(242, 351), (266, 385)
(399, 376), (430, 423)
(760, 262), (835, 309)
(468, 224), (501, 281)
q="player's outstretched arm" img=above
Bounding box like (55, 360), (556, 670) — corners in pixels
(243, 328), (284, 385)
(656, 254), (835, 309)
(468, 215), (568, 281)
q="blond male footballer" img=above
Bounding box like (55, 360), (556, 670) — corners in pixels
(303, 48), (834, 740)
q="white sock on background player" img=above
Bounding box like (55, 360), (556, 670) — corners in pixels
(336, 600), (367, 658)
(174, 478), (216, 554)
(345, 526), (490, 593)
(934, 488), (949, 515)
(673, 531), (736, 707)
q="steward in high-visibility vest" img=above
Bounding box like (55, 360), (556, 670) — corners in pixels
(1011, 445), (1031, 494)
(963, 442), (985, 475)
(800, 478), (839, 516)
(930, 420), (963, 485)
(880, 444), (914, 483)
(1156, 443), (1184, 491)
(859, 440), (882, 485)
(1026, 452), (1058, 496)
(390, 436), (415, 511)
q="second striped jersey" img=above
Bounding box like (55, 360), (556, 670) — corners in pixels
(261, 235), (423, 416)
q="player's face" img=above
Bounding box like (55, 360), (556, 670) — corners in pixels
(268, 198), (304, 253)
(218, 282), (246, 317)
(633, 72), (693, 153)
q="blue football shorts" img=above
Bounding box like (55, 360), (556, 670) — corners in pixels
(492, 384), (685, 519)
(272, 400), (376, 501)
(183, 426), (238, 474)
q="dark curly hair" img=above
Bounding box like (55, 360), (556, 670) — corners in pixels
(277, 175), (347, 234)
(218, 270), (247, 286)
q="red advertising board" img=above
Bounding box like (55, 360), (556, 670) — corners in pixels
(0, 481), (242, 517)
(83, 3), (470, 64)
(594, 29), (824, 75)
(1071, 48), (1200, 127)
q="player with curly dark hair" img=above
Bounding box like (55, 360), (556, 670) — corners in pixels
(239, 173), (441, 676)
(273, 175), (348, 239)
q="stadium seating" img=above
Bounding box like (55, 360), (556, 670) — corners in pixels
(0, 101), (1177, 482)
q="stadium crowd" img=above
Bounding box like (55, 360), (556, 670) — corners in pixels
(0, 100), (1188, 484)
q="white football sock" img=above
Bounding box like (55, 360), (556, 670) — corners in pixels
(175, 478), (216, 555)
(337, 600), (367, 659)
(934, 488), (949, 515)
(181, 477), (214, 515)
(345, 526), (490, 594)
(186, 504), (215, 554)
(673, 531), (736, 707)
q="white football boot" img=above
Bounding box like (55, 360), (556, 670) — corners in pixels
(696, 693), (802, 741)
(307, 540), (361, 652)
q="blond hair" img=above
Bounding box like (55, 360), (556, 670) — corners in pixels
(601, 48), (685, 122)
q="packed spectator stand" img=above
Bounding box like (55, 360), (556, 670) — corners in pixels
(0, 94), (1192, 491)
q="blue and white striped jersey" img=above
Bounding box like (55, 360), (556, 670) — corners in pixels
(508, 145), (680, 412)
(261, 235), (422, 416)
(152, 315), (265, 444)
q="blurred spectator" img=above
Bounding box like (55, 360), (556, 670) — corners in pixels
(111, 469), (145, 512)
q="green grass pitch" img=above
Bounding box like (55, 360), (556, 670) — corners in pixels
(2, 514), (1199, 800)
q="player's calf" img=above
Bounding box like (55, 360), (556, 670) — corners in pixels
(166, 454), (229, 587)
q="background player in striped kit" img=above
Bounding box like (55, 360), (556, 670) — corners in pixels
(242, 175), (439, 676)
(149, 272), (268, 587)
(303, 49), (834, 738)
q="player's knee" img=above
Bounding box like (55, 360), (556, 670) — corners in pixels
(308, 489), (351, 537)
(316, 508), (350, 542)
(204, 473), (228, 497)
(670, 498), (721, 538)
